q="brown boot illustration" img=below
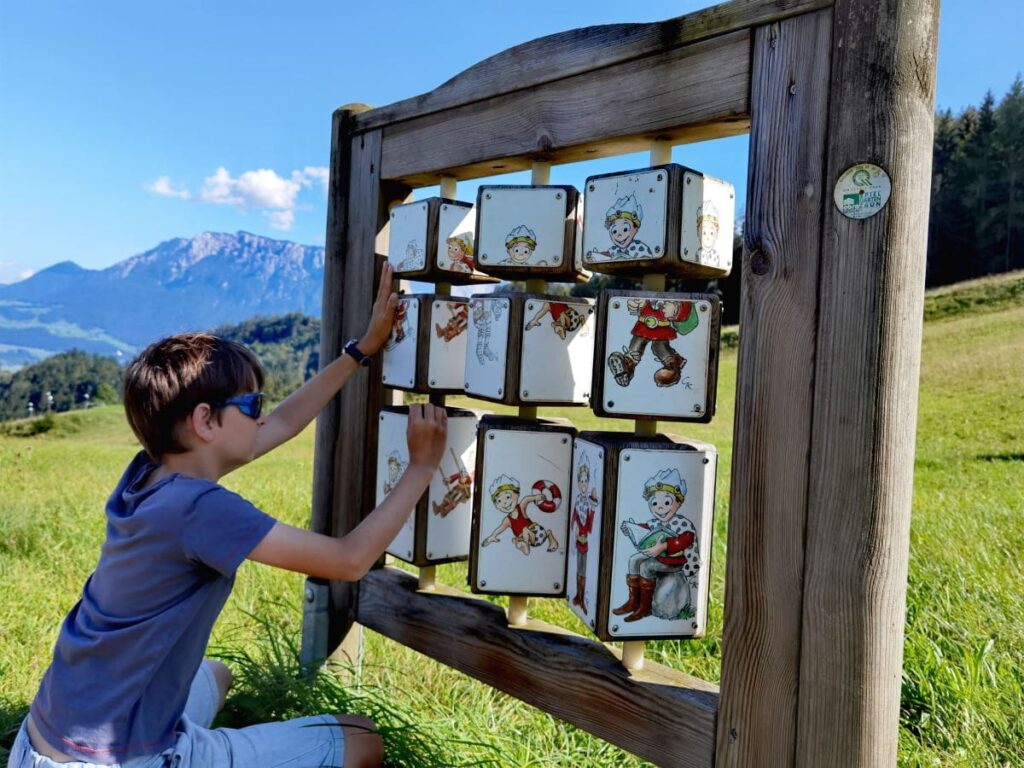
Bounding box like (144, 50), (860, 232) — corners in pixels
(579, 575), (589, 613)
(612, 574), (641, 615)
(607, 350), (638, 386)
(572, 575), (584, 607)
(624, 577), (657, 622)
(654, 353), (686, 387)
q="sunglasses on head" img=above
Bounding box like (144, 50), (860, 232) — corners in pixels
(214, 392), (264, 419)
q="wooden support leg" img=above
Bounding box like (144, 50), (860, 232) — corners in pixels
(622, 641), (645, 671)
(508, 596), (529, 627)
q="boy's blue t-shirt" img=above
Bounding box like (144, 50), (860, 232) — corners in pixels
(29, 451), (276, 764)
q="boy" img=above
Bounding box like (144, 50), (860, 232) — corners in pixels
(9, 263), (448, 768)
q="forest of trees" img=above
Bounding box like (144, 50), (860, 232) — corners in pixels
(0, 350), (122, 421)
(928, 77), (1024, 285)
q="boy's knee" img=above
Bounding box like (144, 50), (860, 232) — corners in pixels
(335, 715), (383, 768)
(205, 660), (233, 703)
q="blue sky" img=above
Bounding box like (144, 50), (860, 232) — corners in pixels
(1, 0), (1021, 284)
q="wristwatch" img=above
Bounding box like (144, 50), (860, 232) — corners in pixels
(343, 338), (372, 367)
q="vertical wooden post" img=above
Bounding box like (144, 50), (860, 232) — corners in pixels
(797, 1), (938, 765)
(309, 105), (410, 656)
(717, 10), (833, 766)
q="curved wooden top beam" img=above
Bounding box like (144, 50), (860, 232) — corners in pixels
(353, 0), (832, 131)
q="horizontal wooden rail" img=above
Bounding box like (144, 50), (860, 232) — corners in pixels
(354, 0), (832, 133)
(357, 567), (719, 768)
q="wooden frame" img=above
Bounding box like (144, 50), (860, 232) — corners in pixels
(308, 0), (939, 765)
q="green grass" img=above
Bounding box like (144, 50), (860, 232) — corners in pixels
(1, 273), (1022, 766)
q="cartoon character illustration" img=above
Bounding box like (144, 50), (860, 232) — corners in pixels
(695, 202), (720, 265)
(385, 299), (410, 350)
(613, 468), (699, 623)
(395, 239), (425, 271)
(432, 448), (473, 518)
(587, 194), (654, 261)
(502, 225), (547, 266)
(383, 450), (408, 496)
(471, 299), (501, 364)
(443, 232), (475, 273)
(525, 301), (585, 340)
(481, 474), (561, 556)
(570, 454), (599, 612)
(435, 302), (468, 342)
(606, 298), (698, 388)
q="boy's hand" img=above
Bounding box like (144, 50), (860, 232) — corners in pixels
(358, 263), (398, 355)
(407, 403), (448, 469)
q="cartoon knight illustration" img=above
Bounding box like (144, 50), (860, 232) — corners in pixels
(435, 301), (468, 342)
(606, 298), (698, 387)
(613, 468), (699, 623)
(432, 448), (473, 519)
(444, 232), (475, 273)
(695, 202), (721, 265)
(471, 298), (500, 364)
(382, 450), (407, 496)
(525, 301), (584, 340)
(384, 299), (410, 350)
(502, 225), (547, 266)
(570, 454), (599, 612)
(588, 194), (654, 261)
(482, 474), (561, 556)
(396, 239), (424, 271)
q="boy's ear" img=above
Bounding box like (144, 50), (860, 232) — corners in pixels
(188, 403), (218, 444)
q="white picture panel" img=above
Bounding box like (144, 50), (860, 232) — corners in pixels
(382, 297), (419, 389)
(424, 412), (480, 561)
(477, 188), (568, 269)
(520, 297), (595, 403)
(387, 201), (429, 272)
(607, 447), (716, 639)
(428, 299), (468, 390)
(377, 410), (416, 561)
(602, 294), (713, 419)
(583, 169), (669, 265)
(436, 203), (477, 275)
(567, 438), (604, 631)
(464, 296), (510, 399)
(475, 429), (572, 595)
(680, 172), (735, 273)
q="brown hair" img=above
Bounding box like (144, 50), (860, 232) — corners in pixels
(123, 333), (264, 460)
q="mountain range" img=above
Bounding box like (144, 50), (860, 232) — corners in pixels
(0, 232), (325, 368)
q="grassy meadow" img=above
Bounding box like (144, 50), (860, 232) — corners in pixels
(1, 274), (1022, 767)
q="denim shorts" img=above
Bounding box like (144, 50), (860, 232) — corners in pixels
(7, 663), (346, 768)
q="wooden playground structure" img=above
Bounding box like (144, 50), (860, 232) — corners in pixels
(302, 0), (940, 764)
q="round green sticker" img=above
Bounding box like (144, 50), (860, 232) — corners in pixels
(833, 163), (891, 220)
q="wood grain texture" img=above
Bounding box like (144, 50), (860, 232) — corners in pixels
(796, 1), (938, 765)
(358, 566), (719, 768)
(310, 109), (411, 652)
(355, 0), (833, 133)
(716, 11), (833, 767)
(379, 29), (751, 186)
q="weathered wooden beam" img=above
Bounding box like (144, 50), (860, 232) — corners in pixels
(310, 106), (411, 652)
(378, 29), (751, 186)
(716, 10), (833, 766)
(355, 0), (833, 133)
(358, 567), (719, 768)
(796, 1), (939, 765)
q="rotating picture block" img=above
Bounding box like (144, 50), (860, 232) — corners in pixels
(474, 185), (585, 282)
(386, 197), (498, 284)
(464, 293), (595, 406)
(469, 415), (575, 597)
(568, 432), (717, 641)
(377, 406), (486, 566)
(581, 164), (735, 277)
(592, 290), (722, 423)
(382, 295), (468, 393)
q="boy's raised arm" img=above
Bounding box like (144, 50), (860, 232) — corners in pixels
(249, 404), (447, 581)
(252, 263), (397, 460)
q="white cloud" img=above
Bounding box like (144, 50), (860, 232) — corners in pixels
(146, 176), (191, 200)
(265, 209), (295, 230)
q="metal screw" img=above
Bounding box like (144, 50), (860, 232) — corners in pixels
(488, 433), (495, 440)
(555, 193), (562, 200)
(613, 301), (620, 309)
(391, 212), (395, 218)
(700, 303), (708, 312)
(702, 457), (710, 464)
(561, 437), (568, 444)
(428, 551), (433, 558)
(789, 83), (797, 96)
(607, 401), (615, 408)
(442, 205), (448, 211)
(588, 184), (595, 192)
(435, 302), (440, 309)
(598, 451), (603, 459)
(655, 246), (662, 253)
(686, 177), (692, 185)
(624, 454), (631, 462)
(582, 392), (589, 399)
(612, 624), (620, 632)
(692, 621), (698, 630)
(406, 550), (412, 558)
(380, 414), (385, 421)
(730, 192), (735, 199)
(305, 586), (315, 602)
(480, 580), (487, 588)
(523, 390), (530, 398)
(588, 308), (594, 315)
(684, 248), (690, 256)
(382, 374), (388, 382)
(554, 582), (561, 590)
(657, 173), (664, 182)
(497, 388), (503, 395)
(481, 254), (489, 261)
(465, 382), (470, 388)
(590, 619), (596, 629)
(528, 303), (534, 310)
(422, 203), (427, 210)
(485, 193), (492, 200)
(430, 379), (436, 386)
(693, 404), (703, 413)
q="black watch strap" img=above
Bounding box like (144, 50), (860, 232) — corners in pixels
(344, 338), (372, 367)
